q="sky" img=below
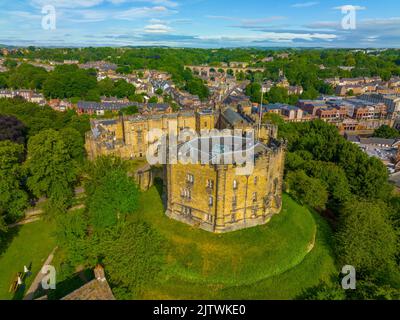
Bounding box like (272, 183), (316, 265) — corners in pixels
(0, 0), (400, 48)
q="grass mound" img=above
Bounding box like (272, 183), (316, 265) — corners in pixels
(136, 185), (336, 299)
(0, 220), (56, 300)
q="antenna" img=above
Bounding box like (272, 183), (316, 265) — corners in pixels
(258, 85), (264, 140)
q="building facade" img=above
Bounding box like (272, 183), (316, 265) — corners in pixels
(165, 134), (285, 233)
(85, 111), (216, 160)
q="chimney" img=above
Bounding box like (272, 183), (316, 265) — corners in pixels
(94, 265), (106, 282)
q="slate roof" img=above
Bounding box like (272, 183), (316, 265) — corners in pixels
(222, 108), (249, 126)
(61, 279), (115, 300)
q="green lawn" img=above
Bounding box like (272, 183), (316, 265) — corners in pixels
(0, 220), (56, 300)
(134, 185), (337, 300)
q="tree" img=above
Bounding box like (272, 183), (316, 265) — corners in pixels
(7, 63), (48, 90)
(245, 82), (262, 103)
(0, 141), (28, 222)
(60, 127), (85, 163)
(335, 200), (398, 280)
(0, 114), (27, 144)
(373, 125), (400, 139)
(298, 281), (346, 300)
(25, 129), (78, 213)
(120, 105), (139, 115)
(113, 79), (136, 98)
(99, 221), (166, 298)
(346, 279), (400, 300)
(266, 86), (290, 103)
(84, 157), (139, 231)
(54, 209), (93, 266)
(42, 64), (97, 99)
(303, 161), (351, 209)
(148, 96), (158, 103)
(286, 170), (329, 210)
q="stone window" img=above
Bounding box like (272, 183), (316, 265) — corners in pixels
(187, 173), (194, 184)
(231, 213), (236, 222)
(233, 179), (238, 190)
(252, 192), (257, 202)
(254, 176), (258, 185)
(207, 179), (214, 189)
(182, 188), (191, 199)
(182, 206), (192, 216)
(208, 196), (214, 207)
(232, 196), (237, 207)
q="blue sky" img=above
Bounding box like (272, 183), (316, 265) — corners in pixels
(1, 0), (400, 47)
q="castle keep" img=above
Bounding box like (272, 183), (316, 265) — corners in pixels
(85, 108), (285, 233)
(165, 135), (285, 233)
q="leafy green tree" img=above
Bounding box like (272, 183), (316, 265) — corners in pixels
(3, 59), (18, 69)
(286, 170), (329, 210)
(99, 221), (166, 298)
(113, 79), (136, 98)
(298, 281), (346, 300)
(245, 82), (262, 103)
(335, 200), (398, 280)
(266, 86), (290, 104)
(303, 161), (351, 209)
(7, 63), (48, 90)
(185, 78), (209, 101)
(98, 78), (115, 97)
(120, 105), (139, 115)
(25, 129), (78, 213)
(55, 209), (93, 266)
(148, 96), (158, 103)
(42, 64), (97, 99)
(0, 141), (28, 222)
(373, 125), (400, 139)
(84, 157), (139, 231)
(346, 280), (400, 300)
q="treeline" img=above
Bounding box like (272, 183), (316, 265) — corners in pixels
(4, 48), (400, 103)
(273, 119), (400, 299)
(0, 63), (146, 102)
(0, 99), (89, 230)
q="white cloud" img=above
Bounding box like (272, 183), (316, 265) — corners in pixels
(198, 32), (337, 42)
(144, 23), (172, 33)
(115, 6), (175, 20)
(30, 0), (104, 8)
(30, 0), (179, 8)
(206, 15), (286, 26)
(333, 5), (367, 11)
(291, 2), (319, 8)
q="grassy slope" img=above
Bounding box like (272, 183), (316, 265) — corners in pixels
(0, 220), (56, 300)
(136, 186), (337, 299)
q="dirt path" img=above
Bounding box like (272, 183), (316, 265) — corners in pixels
(23, 247), (58, 300)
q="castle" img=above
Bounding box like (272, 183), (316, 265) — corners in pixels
(85, 108), (285, 233)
